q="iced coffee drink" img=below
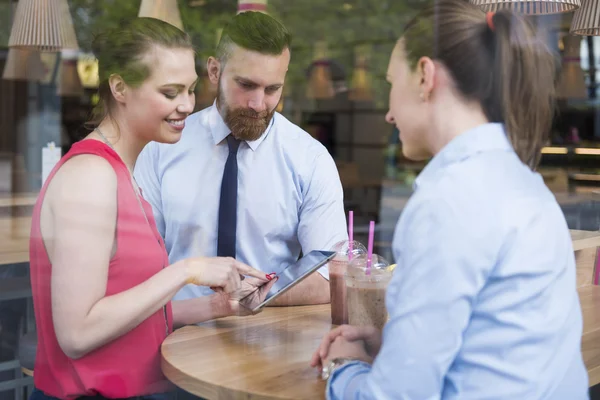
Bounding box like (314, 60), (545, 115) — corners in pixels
(345, 254), (393, 331)
(329, 240), (366, 325)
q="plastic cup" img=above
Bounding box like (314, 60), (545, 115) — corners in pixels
(329, 240), (367, 325)
(345, 254), (393, 330)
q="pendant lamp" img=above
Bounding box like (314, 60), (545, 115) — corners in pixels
(238, 0), (268, 13)
(138, 0), (184, 30)
(8, 0), (78, 51)
(349, 44), (373, 102)
(2, 48), (46, 81)
(570, 0), (600, 36)
(306, 41), (335, 99)
(469, 0), (580, 14)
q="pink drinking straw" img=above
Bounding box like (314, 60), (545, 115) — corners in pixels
(366, 220), (375, 275)
(348, 211), (354, 260)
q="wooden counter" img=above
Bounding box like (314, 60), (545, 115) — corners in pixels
(572, 230), (600, 251)
(0, 216), (30, 266)
(0, 193), (37, 208)
(2, 220), (599, 267)
(579, 285), (600, 386)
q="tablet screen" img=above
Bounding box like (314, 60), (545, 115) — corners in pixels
(252, 250), (335, 311)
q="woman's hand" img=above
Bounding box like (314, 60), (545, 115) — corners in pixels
(182, 257), (269, 293)
(218, 276), (278, 316)
(310, 325), (382, 369)
(320, 336), (373, 369)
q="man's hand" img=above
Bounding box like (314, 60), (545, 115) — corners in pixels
(310, 325), (382, 369)
(216, 276), (278, 316)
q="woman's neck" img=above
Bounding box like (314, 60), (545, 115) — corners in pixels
(429, 99), (489, 156)
(94, 120), (147, 174)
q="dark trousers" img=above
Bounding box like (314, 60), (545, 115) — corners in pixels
(29, 388), (176, 400)
(173, 388), (205, 400)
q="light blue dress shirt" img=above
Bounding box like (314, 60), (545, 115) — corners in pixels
(328, 123), (589, 399)
(134, 104), (348, 300)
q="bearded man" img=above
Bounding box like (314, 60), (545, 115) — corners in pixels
(134, 11), (347, 316)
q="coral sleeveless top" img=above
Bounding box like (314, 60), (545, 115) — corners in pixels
(29, 140), (174, 398)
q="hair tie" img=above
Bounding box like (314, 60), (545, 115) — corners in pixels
(486, 12), (496, 32)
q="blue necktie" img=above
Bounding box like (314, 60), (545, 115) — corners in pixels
(217, 135), (241, 258)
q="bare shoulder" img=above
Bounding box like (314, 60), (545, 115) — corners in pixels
(46, 153), (117, 209)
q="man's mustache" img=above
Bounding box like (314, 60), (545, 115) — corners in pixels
(235, 109), (269, 119)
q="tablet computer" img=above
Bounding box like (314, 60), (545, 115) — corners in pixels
(248, 250), (336, 312)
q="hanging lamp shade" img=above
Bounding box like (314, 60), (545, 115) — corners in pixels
(8, 0), (78, 51)
(349, 44), (373, 102)
(556, 35), (587, 99)
(2, 48), (47, 81)
(57, 49), (83, 97)
(570, 0), (600, 36)
(238, 0), (268, 13)
(469, 0), (581, 14)
(306, 41), (335, 99)
(138, 0), (184, 30)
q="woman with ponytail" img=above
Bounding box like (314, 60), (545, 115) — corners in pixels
(311, 1), (588, 398)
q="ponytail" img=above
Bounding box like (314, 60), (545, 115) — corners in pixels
(402, 0), (557, 170)
(488, 11), (556, 169)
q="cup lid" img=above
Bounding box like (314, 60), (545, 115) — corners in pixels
(347, 254), (392, 277)
(331, 239), (367, 258)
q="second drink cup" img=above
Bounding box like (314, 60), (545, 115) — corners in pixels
(345, 254), (393, 331)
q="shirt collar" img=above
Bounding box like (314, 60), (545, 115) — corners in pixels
(414, 123), (512, 189)
(207, 101), (276, 151)
(208, 101), (231, 146)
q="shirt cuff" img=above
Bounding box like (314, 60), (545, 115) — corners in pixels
(326, 360), (372, 400)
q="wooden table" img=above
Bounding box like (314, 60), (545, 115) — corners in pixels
(162, 290), (600, 399)
(162, 305), (330, 400)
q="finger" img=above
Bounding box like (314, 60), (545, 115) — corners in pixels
(243, 277), (264, 288)
(342, 325), (377, 342)
(310, 349), (322, 368)
(229, 271), (242, 293)
(209, 270), (229, 292)
(319, 327), (345, 358)
(318, 335), (334, 361)
(222, 269), (238, 293)
(239, 278), (277, 316)
(325, 326), (346, 346)
(340, 326), (365, 341)
(233, 261), (270, 281)
(257, 277), (277, 299)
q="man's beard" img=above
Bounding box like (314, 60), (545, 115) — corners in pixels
(216, 83), (275, 142)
